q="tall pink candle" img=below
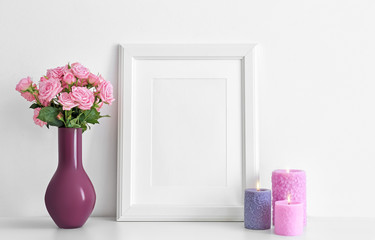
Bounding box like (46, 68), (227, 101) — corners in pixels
(272, 169), (306, 225)
(274, 200), (304, 236)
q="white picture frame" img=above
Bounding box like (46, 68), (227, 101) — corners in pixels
(117, 44), (258, 221)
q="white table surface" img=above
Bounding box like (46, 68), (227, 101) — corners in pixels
(0, 217), (374, 240)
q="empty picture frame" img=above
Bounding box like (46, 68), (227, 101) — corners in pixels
(117, 44), (258, 221)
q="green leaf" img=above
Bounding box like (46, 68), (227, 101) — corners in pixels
(67, 116), (80, 128)
(81, 123), (88, 133)
(37, 107), (64, 127)
(80, 108), (100, 125)
(29, 103), (40, 109)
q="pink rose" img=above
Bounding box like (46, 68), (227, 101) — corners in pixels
(40, 99), (50, 107)
(57, 112), (64, 121)
(71, 63), (90, 79)
(97, 79), (114, 105)
(61, 81), (69, 90)
(98, 75), (105, 85)
(33, 108), (47, 127)
(63, 72), (76, 85)
(15, 77), (32, 92)
(88, 73), (99, 86)
(58, 92), (78, 110)
(39, 78), (63, 103)
(71, 86), (95, 110)
(21, 92), (35, 102)
(62, 64), (71, 74)
(46, 66), (64, 80)
(40, 76), (48, 82)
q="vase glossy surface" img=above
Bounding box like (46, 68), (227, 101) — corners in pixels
(45, 128), (96, 228)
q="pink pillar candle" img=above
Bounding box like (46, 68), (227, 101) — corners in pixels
(272, 169), (306, 225)
(274, 200), (304, 236)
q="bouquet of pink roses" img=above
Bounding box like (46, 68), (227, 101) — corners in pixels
(15, 62), (114, 132)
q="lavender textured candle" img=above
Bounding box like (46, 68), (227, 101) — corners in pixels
(244, 188), (271, 230)
(274, 200), (304, 236)
(272, 169), (306, 225)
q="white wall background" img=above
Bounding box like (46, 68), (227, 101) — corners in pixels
(0, 0), (374, 218)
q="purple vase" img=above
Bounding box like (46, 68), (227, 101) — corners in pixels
(45, 128), (96, 229)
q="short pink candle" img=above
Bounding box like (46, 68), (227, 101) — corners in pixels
(272, 169), (306, 225)
(274, 200), (304, 236)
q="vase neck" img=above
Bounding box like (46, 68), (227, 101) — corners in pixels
(58, 128), (83, 170)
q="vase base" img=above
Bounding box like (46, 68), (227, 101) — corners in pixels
(55, 223), (85, 229)
(58, 226), (83, 229)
